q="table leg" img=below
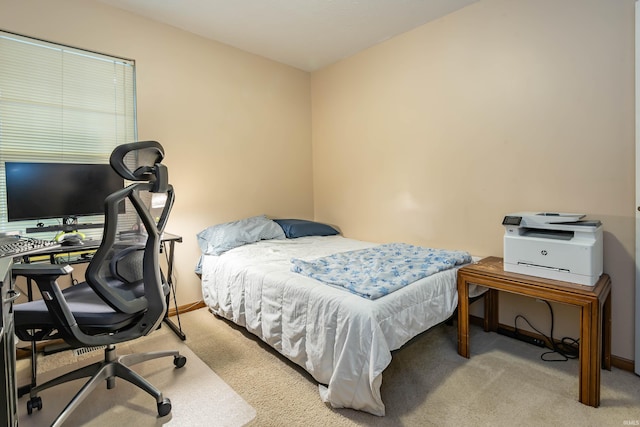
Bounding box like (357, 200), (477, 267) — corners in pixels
(603, 292), (611, 370)
(457, 274), (470, 358)
(484, 289), (499, 332)
(579, 301), (600, 407)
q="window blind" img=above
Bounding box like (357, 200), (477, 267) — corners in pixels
(0, 31), (137, 238)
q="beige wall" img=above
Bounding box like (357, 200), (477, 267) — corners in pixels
(0, 0), (314, 305)
(1, 0), (635, 361)
(311, 0), (635, 360)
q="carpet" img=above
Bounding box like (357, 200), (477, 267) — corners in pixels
(16, 329), (256, 426)
(181, 308), (640, 427)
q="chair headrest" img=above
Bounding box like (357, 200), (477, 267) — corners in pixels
(110, 141), (168, 192)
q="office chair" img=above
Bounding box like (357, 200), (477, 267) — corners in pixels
(13, 141), (186, 426)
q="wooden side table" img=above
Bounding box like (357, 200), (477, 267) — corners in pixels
(457, 256), (611, 407)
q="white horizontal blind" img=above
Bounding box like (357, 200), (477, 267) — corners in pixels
(0, 31), (137, 238)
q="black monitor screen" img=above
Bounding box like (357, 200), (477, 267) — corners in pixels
(5, 162), (125, 222)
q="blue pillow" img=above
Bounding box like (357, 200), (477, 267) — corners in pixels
(274, 219), (339, 239)
(197, 215), (285, 255)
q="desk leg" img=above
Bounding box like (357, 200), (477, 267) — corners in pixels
(457, 274), (470, 358)
(162, 240), (186, 341)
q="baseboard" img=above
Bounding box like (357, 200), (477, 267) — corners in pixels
(611, 355), (635, 372)
(168, 300), (205, 317)
(20, 306), (635, 374)
(469, 315), (634, 373)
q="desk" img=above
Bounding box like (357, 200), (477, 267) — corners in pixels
(19, 233), (186, 341)
(457, 256), (611, 408)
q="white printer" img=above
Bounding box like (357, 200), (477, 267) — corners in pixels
(502, 212), (603, 286)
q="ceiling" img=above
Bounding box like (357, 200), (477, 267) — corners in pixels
(96, 0), (479, 71)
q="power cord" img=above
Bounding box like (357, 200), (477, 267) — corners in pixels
(514, 300), (579, 362)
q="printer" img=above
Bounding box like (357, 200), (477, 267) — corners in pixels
(502, 212), (603, 286)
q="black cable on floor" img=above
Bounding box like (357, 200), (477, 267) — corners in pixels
(514, 300), (578, 362)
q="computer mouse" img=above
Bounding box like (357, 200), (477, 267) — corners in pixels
(58, 233), (83, 246)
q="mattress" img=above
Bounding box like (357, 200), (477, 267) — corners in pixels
(200, 235), (482, 415)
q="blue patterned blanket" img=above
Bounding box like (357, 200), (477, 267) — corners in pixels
(290, 243), (472, 300)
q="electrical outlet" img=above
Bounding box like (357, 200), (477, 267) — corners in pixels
(531, 338), (546, 347)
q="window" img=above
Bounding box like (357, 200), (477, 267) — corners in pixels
(0, 31), (137, 237)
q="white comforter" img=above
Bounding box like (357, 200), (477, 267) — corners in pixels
(200, 236), (478, 416)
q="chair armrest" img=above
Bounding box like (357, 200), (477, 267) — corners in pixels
(12, 263), (73, 278)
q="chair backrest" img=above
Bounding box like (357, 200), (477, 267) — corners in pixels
(84, 141), (175, 337)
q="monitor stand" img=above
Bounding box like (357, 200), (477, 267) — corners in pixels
(26, 223), (104, 234)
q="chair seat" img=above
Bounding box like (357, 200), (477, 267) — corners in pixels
(14, 281), (147, 339)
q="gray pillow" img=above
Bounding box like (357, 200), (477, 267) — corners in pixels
(197, 215), (285, 255)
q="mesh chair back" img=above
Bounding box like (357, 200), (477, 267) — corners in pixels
(84, 141), (174, 335)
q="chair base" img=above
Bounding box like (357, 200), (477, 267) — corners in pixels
(26, 343), (186, 427)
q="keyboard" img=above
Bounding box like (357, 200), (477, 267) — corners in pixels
(0, 236), (60, 258)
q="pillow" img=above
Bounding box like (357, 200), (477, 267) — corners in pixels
(273, 219), (340, 239)
(197, 215), (285, 255)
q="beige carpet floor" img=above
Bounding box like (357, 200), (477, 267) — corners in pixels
(16, 325), (256, 426)
(16, 307), (640, 426)
(181, 308), (640, 427)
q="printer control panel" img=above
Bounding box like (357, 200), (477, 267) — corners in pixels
(502, 216), (522, 226)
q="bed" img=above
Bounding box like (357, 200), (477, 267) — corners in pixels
(198, 217), (484, 416)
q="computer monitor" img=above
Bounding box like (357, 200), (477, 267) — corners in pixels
(4, 162), (125, 224)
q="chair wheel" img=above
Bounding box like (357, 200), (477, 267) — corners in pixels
(27, 396), (42, 415)
(158, 397), (172, 417)
(173, 355), (187, 368)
